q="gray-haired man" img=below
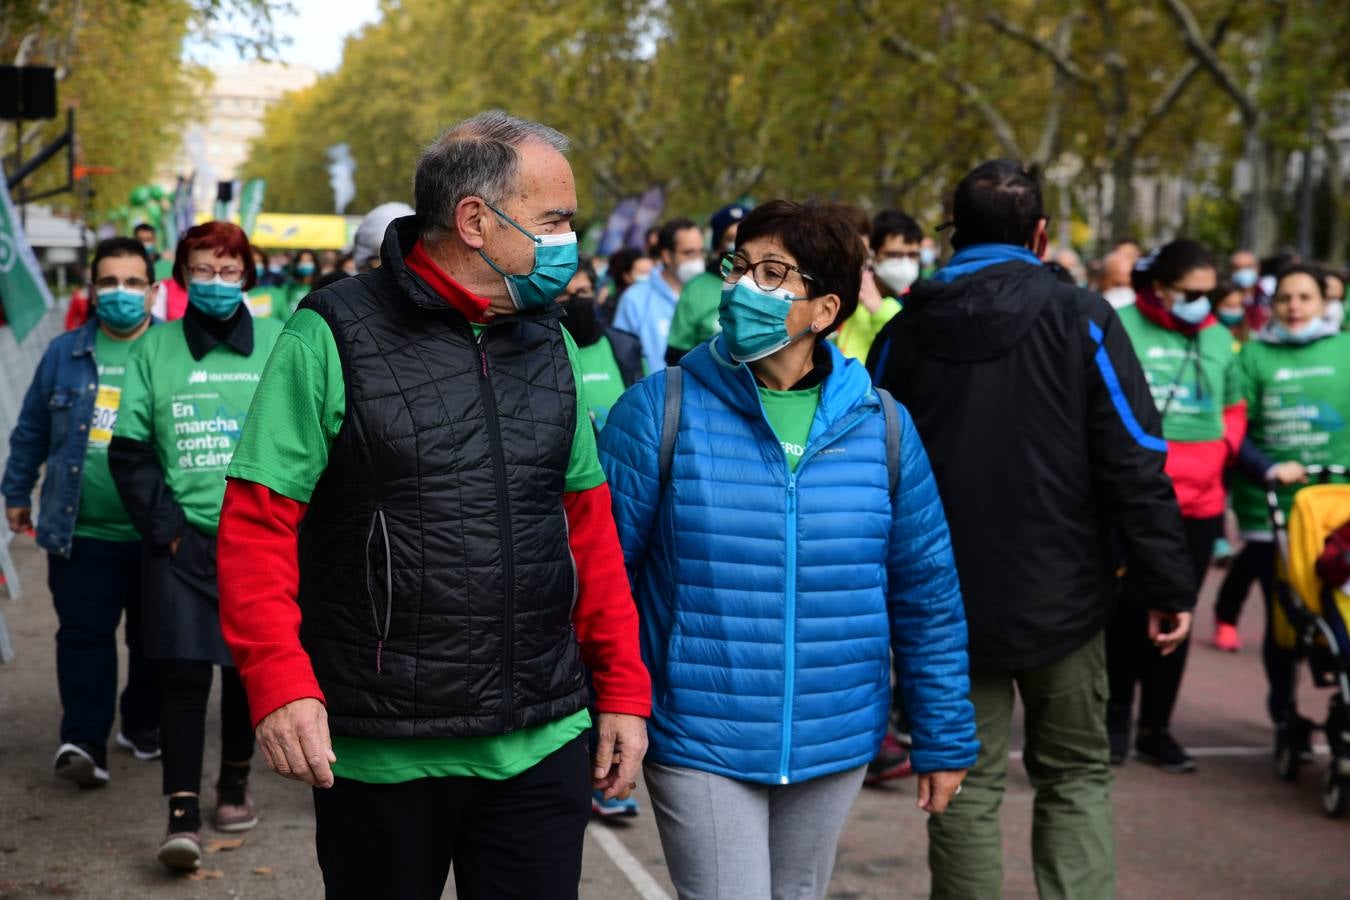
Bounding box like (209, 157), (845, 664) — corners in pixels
(216, 111), (651, 899)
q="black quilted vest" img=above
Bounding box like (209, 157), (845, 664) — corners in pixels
(296, 217), (588, 738)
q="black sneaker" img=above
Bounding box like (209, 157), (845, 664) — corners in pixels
(1276, 714), (1316, 761)
(1135, 730), (1196, 773)
(54, 742), (110, 788)
(116, 728), (162, 761)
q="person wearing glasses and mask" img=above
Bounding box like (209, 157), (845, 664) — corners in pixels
(213, 112), (650, 900)
(598, 199), (977, 900)
(1107, 238), (1246, 774)
(3, 238), (163, 790)
(107, 221), (282, 871)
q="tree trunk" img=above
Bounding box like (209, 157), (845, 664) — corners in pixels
(1110, 147), (1136, 246)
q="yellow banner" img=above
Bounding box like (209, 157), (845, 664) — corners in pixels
(193, 212), (353, 250)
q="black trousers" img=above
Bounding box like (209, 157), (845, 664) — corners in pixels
(46, 537), (161, 749)
(1107, 515), (1223, 731)
(1213, 541), (1299, 723)
(160, 660), (254, 795)
(313, 734), (591, 900)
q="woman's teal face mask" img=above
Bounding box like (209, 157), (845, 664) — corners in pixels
(717, 278), (813, 363)
(478, 204), (578, 311)
(188, 278), (244, 318)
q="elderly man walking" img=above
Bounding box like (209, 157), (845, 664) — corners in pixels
(217, 111), (651, 900)
(869, 160), (1194, 899)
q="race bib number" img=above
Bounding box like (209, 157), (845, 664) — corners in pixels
(89, 385), (122, 447)
(246, 293), (273, 318)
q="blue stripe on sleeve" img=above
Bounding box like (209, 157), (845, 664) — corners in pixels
(870, 337), (891, 387)
(1088, 320), (1168, 454)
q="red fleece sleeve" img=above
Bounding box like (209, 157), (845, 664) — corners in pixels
(1222, 400), (1248, 464)
(565, 483), (652, 717)
(217, 478), (325, 728)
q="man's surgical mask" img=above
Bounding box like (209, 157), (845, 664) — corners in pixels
(675, 259), (705, 285)
(1233, 267), (1258, 290)
(875, 257), (920, 295)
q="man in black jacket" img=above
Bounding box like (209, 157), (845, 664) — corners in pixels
(868, 160), (1193, 899)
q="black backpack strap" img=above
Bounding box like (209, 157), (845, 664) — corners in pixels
(876, 387), (900, 496)
(659, 366), (683, 487)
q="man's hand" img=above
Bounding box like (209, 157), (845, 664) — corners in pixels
(5, 507), (32, 534)
(255, 697), (336, 788)
(1148, 609), (1193, 656)
(917, 769), (967, 813)
(168, 536), (182, 557)
(592, 713), (648, 801)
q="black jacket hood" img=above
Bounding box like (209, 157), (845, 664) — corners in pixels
(902, 261), (1059, 363)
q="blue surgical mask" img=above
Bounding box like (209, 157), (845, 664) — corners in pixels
(95, 287), (149, 333)
(1233, 268), (1258, 290)
(919, 247), (937, 267)
(1271, 319), (1325, 344)
(1170, 294), (1212, 325)
(478, 204), (579, 310)
(296, 262), (316, 277)
(717, 278), (813, 363)
(188, 277), (244, 319)
(1217, 309), (1245, 328)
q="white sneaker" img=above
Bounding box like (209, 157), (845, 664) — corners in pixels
(54, 743), (109, 788)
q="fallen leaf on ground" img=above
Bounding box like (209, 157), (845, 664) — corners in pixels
(205, 838), (246, 853)
(185, 868), (224, 880)
(252, 867), (273, 875)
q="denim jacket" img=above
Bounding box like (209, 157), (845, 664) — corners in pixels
(3, 320), (134, 557)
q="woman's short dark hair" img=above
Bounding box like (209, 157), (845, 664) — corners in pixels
(1274, 264), (1327, 298)
(91, 237), (154, 283)
(607, 247), (646, 288)
(1133, 238), (1215, 291)
(734, 199), (864, 338)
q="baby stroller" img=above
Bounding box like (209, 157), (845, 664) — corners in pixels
(1267, 465), (1350, 816)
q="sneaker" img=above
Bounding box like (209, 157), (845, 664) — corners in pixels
(1212, 622), (1243, 653)
(1213, 537), (1234, 567)
(1135, 730), (1196, 773)
(115, 728), (162, 761)
(1278, 714), (1316, 762)
(865, 731), (914, 784)
(157, 831), (201, 872)
(53, 743), (109, 788)
(213, 781), (258, 832)
(591, 789), (640, 817)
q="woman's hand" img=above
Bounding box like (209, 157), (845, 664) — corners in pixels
(917, 769), (967, 813)
(1268, 461), (1308, 486)
(858, 268), (885, 315)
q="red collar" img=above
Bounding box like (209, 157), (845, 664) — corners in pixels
(405, 239), (492, 322)
(1135, 287), (1215, 336)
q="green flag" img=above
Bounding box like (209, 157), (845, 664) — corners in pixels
(239, 178), (266, 237)
(0, 188), (55, 344)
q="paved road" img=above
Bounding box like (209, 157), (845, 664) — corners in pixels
(2, 537), (1347, 898)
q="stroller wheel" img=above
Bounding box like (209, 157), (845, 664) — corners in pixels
(1275, 742), (1301, 781)
(1322, 767), (1350, 818)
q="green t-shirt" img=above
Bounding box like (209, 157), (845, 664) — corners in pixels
(758, 384), (822, 472)
(114, 316), (283, 536)
(73, 329), (141, 542)
(286, 282), (312, 316)
(244, 286), (290, 321)
(153, 257), (174, 284)
(574, 335), (628, 430)
(1117, 305), (1241, 443)
(665, 271), (723, 353)
(1232, 333), (1350, 535)
(227, 309), (604, 783)
(832, 297), (902, 363)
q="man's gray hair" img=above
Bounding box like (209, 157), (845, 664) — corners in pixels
(414, 110), (570, 239)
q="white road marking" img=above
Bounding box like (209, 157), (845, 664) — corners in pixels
(1008, 745), (1332, 761)
(589, 823), (673, 900)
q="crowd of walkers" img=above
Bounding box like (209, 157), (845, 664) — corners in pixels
(4, 109), (1349, 900)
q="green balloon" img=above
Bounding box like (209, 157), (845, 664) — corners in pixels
(130, 185), (152, 205)
(149, 185), (167, 201)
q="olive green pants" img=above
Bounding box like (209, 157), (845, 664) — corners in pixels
(928, 633), (1114, 900)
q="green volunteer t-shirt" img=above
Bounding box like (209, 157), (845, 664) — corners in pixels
(286, 281), (312, 316)
(574, 335), (628, 430)
(153, 257), (174, 284)
(73, 329), (141, 542)
(227, 308), (603, 783)
(759, 384), (822, 472)
(114, 315), (283, 535)
(244, 286), (289, 321)
(665, 271), (723, 353)
(1117, 304), (1241, 443)
(1232, 333), (1350, 535)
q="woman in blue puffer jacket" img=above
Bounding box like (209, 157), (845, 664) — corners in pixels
(598, 200), (978, 900)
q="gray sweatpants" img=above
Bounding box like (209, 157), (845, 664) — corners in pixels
(643, 761), (867, 900)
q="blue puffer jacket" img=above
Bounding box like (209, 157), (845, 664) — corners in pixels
(598, 337), (978, 784)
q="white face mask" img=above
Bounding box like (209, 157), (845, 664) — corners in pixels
(1326, 299), (1345, 332)
(1102, 286), (1136, 309)
(675, 259), (705, 285)
(874, 257), (920, 294)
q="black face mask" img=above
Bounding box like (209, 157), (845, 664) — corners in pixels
(561, 293), (603, 345)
